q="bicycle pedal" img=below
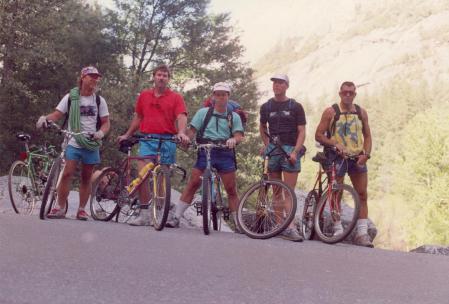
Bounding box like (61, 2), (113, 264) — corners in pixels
(223, 207), (230, 220)
(194, 201), (202, 215)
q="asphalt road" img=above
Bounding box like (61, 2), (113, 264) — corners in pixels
(1, 214), (448, 304)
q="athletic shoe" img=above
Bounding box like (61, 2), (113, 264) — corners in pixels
(165, 216), (180, 228)
(47, 208), (66, 219)
(354, 233), (374, 248)
(76, 209), (89, 221)
(279, 228), (304, 242)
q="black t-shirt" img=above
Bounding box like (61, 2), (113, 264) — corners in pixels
(260, 98), (306, 146)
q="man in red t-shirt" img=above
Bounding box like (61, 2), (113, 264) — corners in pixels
(118, 65), (189, 226)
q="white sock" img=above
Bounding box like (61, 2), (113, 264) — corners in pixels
(357, 219), (368, 236)
(174, 200), (190, 219)
(231, 211), (237, 223)
(334, 221), (343, 233)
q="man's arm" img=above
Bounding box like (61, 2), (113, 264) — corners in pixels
(357, 109), (372, 165)
(293, 125), (306, 153)
(45, 110), (65, 122)
(117, 113), (141, 142)
(233, 131), (244, 144)
(176, 113), (188, 134)
(175, 113), (190, 144)
(99, 116), (110, 135)
(315, 108), (338, 147)
(259, 124), (269, 147)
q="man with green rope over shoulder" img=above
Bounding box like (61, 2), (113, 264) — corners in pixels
(36, 66), (110, 220)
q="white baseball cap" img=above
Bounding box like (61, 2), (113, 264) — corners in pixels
(212, 82), (231, 93)
(270, 74), (289, 85)
(81, 66), (102, 77)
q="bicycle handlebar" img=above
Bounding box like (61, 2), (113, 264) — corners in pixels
(194, 143), (229, 150)
(47, 121), (94, 139)
(263, 131), (290, 159)
(133, 134), (179, 143)
(321, 144), (360, 160)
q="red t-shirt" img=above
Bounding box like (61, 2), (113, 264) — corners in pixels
(135, 88), (187, 134)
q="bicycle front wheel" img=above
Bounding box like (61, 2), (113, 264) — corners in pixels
(313, 183), (360, 244)
(39, 158), (62, 219)
(202, 171), (212, 235)
(90, 167), (121, 221)
(237, 180), (297, 239)
(8, 160), (35, 214)
(152, 166), (171, 231)
(302, 190), (319, 240)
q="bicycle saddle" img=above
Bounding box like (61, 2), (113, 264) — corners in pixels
(312, 152), (327, 163)
(119, 138), (139, 153)
(16, 133), (31, 141)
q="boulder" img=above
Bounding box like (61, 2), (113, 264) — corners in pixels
(410, 245), (449, 256)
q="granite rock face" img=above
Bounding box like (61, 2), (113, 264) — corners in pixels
(410, 245), (449, 256)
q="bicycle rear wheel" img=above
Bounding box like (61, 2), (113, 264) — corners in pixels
(39, 158), (62, 219)
(212, 179), (223, 231)
(152, 166), (171, 231)
(302, 190), (319, 240)
(237, 180), (297, 239)
(8, 160), (35, 214)
(90, 167), (121, 221)
(202, 171), (212, 235)
(313, 183), (360, 244)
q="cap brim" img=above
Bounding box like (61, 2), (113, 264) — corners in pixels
(270, 77), (287, 83)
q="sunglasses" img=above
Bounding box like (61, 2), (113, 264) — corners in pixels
(87, 74), (101, 79)
(340, 90), (355, 97)
(213, 92), (229, 97)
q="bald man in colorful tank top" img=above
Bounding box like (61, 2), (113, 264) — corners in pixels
(315, 81), (373, 247)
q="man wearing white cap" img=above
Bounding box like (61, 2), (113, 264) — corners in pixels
(166, 82), (244, 229)
(259, 74), (306, 242)
(36, 66), (110, 220)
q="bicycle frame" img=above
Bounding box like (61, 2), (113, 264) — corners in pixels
(23, 147), (54, 197)
(199, 144), (224, 208)
(314, 150), (359, 224)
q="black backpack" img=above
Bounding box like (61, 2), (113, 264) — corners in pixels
(196, 106), (235, 144)
(62, 94), (102, 131)
(328, 103), (363, 138)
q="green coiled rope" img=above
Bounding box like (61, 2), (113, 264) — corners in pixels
(69, 87), (101, 151)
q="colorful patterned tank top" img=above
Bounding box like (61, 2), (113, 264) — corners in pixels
(330, 105), (364, 155)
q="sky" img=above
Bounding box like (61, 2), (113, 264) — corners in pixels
(94, 0), (330, 64)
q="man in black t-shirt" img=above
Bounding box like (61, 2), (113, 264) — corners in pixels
(259, 74), (306, 242)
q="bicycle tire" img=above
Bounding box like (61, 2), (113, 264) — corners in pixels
(152, 166), (171, 231)
(39, 158), (62, 220)
(313, 183), (360, 244)
(202, 171), (212, 235)
(90, 167), (121, 221)
(302, 190), (319, 240)
(212, 179), (222, 231)
(8, 160), (34, 214)
(237, 179), (297, 239)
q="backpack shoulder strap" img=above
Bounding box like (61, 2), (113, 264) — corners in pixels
(328, 103), (340, 138)
(197, 106), (215, 142)
(354, 103), (365, 131)
(354, 103), (362, 120)
(96, 94), (101, 131)
(331, 103), (340, 121)
(227, 110), (234, 136)
(62, 97), (72, 129)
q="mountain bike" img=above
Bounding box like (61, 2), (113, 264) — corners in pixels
(8, 133), (56, 214)
(192, 143), (230, 235)
(39, 122), (90, 219)
(302, 147), (361, 244)
(236, 134), (298, 239)
(89, 135), (186, 230)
